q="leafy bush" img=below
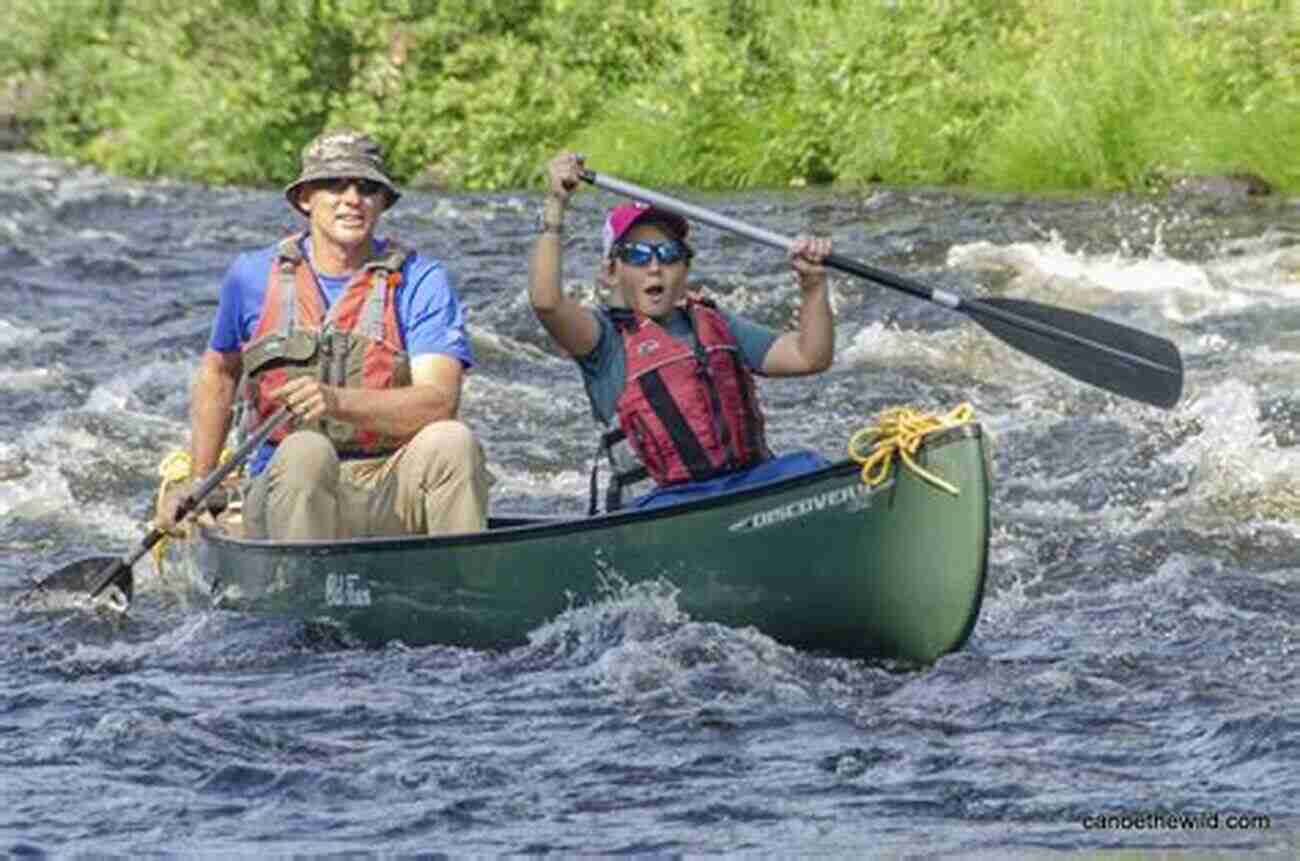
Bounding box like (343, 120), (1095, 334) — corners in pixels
(970, 0), (1300, 191)
(1, 0), (1296, 193)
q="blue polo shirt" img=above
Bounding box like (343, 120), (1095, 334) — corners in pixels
(209, 236), (473, 475)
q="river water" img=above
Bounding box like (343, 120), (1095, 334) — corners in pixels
(1, 151), (1297, 856)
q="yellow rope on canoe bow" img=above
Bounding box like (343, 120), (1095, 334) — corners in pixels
(150, 447), (233, 574)
(848, 403), (975, 496)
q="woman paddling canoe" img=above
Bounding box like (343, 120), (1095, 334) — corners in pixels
(529, 151), (837, 511)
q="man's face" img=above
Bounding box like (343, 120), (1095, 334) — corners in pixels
(611, 222), (690, 321)
(297, 177), (387, 250)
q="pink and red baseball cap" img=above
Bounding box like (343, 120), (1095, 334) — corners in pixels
(602, 202), (690, 258)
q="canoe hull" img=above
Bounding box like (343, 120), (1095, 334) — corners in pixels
(198, 424), (990, 663)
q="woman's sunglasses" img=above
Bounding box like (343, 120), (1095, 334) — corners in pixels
(317, 177), (387, 197)
(613, 239), (690, 267)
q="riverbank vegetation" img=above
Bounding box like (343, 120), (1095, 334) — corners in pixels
(2, 0), (1296, 193)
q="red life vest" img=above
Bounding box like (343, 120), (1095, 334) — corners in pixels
(610, 297), (769, 486)
(241, 234), (415, 456)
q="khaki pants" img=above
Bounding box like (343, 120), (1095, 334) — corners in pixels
(244, 421), (489, 540)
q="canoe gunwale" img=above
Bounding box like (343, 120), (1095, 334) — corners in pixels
(199, 423), (985, 558)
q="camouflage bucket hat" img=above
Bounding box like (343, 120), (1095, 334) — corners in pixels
(284, 129), (401, 215)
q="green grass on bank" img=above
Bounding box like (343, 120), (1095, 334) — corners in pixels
(1, 0), (1296, 194)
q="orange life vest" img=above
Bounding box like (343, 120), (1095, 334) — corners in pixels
(241, 234), (414, 456)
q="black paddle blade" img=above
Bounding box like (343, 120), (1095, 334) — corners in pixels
(16, 556), (134, 607)
(966, 297), (1183, 409)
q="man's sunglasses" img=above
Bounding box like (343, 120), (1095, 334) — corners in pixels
(613, 239), (690, 267)
(317, 177), (387, 197)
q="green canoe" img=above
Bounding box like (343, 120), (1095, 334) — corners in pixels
(195, 423), (990, 663)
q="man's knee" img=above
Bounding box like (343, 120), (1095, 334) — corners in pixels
(269, 430), (338, 482)
(406, 420), (483, 472)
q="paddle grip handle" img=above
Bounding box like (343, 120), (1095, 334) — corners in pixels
(582, 170), (791, 250)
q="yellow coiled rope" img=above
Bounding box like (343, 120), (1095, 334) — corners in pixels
(848, 403), (976, 496)
(150, 448), (233, 574)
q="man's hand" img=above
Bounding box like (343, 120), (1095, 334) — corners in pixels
(155, 479), (196, 534)
(155, 479), (231, 534)
(270, 377), (339, 423)
(156, 481), (187, 532)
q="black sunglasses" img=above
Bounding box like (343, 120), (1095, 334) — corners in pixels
(318, 177), (387, 197)
(613, 239), (690, 267)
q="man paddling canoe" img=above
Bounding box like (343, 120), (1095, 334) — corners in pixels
(159, 129), (490, 539)
(529, 151), (836, 510)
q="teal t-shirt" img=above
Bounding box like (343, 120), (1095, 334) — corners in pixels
(575, 306), (780, 425)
